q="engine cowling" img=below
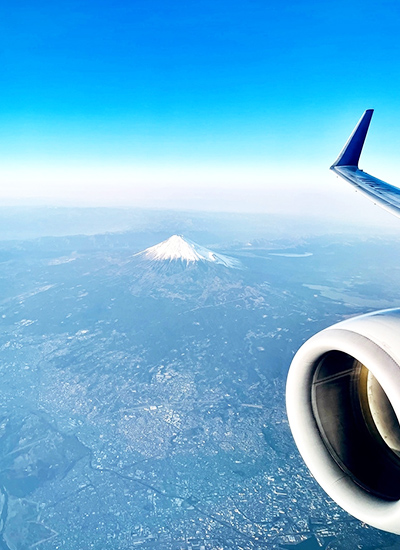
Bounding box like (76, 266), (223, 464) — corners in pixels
(286, 309), (400, 534)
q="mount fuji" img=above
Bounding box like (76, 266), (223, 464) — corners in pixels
(134, 235), (241, 269)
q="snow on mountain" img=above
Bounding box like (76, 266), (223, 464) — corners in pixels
(135, 235), (241, 268)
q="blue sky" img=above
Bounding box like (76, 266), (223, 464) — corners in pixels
(1, 0), (400, 216)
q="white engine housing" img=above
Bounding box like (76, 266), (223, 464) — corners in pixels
(286, 309), (400, 534)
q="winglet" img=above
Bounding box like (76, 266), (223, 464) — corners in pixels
(330, 109), (374, 169)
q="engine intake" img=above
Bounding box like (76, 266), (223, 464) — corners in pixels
(286, 309), (400, 534)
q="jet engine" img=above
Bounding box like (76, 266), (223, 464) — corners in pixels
(286, 309), (400, 534)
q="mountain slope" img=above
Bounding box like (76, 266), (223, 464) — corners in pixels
(134, 235), (241, 268)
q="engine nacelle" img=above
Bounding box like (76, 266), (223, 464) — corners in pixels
(286, 309), (400, 534)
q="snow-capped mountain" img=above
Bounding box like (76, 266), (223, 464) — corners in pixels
(134, 235), (241, 268)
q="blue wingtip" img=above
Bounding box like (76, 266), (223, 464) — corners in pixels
(331, 109), (374, 169)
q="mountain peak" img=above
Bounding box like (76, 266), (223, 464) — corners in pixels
(135, 235), (241, 268)
(146, 235), (198, 263)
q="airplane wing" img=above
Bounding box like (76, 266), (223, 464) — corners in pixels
(330, 109), (400, 217)
(287, 110), (400, 535)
